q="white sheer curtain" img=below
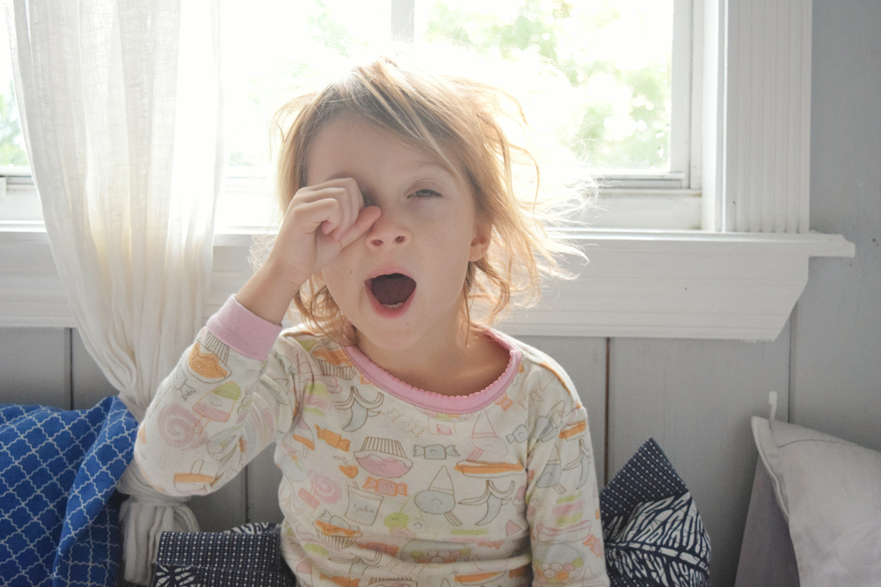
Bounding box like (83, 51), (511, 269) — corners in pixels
(5, 0), (223, 583)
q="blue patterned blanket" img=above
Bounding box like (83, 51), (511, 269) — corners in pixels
(0, 396), (138, 587)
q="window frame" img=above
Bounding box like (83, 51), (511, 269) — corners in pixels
(0, 0), (854, 340)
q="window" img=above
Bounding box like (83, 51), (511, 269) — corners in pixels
(0, 1), (854, 339)
(0, 21), (36, 225)
(216, 0), (693, 231)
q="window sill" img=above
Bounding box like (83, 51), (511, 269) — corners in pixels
(0, 226), (854, 341)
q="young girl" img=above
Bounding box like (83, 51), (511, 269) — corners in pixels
(136, 54), (609, 587)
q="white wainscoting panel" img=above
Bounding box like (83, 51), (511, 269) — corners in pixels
(0, 327), (70, 408)
(608, 327), (790, 586)
(789, 0), (881, 455)
(71, 330), (118, 410)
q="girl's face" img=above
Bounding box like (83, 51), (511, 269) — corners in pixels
(307, 113), (489, 357)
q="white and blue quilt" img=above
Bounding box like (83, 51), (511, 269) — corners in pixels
(0, 396), (138, 586)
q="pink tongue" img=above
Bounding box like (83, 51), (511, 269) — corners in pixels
(371, 274), (416, 306)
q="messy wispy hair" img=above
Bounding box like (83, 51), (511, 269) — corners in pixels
(269, 50), (592, 345)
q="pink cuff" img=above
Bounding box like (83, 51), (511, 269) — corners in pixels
(206, 296), (284, 361)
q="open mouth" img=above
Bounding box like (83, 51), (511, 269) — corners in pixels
(368, 273), (416, 309)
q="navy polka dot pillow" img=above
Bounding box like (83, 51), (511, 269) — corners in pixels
(600, 438), (711, 587)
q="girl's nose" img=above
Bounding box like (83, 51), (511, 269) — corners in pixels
(366, 210), (410, 248)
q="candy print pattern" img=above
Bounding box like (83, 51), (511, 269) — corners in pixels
(413, 445), (458, 460)
(136, 315), (609, 587)
(157, 404), (207, 450)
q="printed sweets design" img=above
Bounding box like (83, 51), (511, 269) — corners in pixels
(140, 328), (607, 585)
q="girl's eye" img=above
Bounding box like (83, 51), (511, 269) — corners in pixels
(411, 189), (441, 198)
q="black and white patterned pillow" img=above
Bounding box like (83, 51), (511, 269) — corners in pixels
(600, 438), (711, 587)
(153, 523), (295, 587)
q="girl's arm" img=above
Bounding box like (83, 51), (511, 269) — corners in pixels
(135, 178), (379, 494)
(527, 400), (610, 587)
(134, 297), (293, 496)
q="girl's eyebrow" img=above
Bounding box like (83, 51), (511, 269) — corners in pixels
(325, 161), (456, 183)
(411, 159), (458, 181)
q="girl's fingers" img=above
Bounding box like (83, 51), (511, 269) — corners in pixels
(338, 206), (382, 249)
(292, 197), (344, 236)
(290, 179), (363, 242)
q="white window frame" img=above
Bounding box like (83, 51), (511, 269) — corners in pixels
(0, 0), (854, 340)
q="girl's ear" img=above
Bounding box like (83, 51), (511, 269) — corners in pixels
(469, 219), (492, 262)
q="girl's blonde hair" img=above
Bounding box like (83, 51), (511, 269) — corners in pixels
(271, 51), (591, 345)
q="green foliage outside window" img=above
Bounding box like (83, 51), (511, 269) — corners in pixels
(423, 0), (672, 170)
(0, 81), (28, 167)
(225, 0), (672, 173)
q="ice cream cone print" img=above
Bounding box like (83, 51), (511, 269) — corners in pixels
(467, 411), (508, 461)
(414, 466), (461, 526)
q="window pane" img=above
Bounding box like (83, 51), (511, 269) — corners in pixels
(416, 0), (673, 171)
(217, 0), (390, 228)
(0, 21), (28, 169)
(222, 0), (390, 172)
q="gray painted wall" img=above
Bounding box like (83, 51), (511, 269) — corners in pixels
(1, 3), (879, 585)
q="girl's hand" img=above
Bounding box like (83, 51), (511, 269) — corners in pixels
(275, 178), (381, 285)
(237, 178), (381, 324)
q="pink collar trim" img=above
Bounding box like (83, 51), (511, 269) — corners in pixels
(343, 329), (521, 414)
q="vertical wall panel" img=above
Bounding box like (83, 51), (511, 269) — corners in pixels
(247, 448), (285, 524)
(791, 1), (881, 452)
(608, 328), (790, 587)
(0, 327), (70, 408)
(186, 476), (248, 532)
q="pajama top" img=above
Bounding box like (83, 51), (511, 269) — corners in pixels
(135, 296), (609, 587)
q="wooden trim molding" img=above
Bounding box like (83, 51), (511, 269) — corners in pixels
(1, 229), (853, 341)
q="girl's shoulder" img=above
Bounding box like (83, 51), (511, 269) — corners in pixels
(278, 324), (337, 354)
(488, 329), (580, 404)
(276, 325), (360, 378)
